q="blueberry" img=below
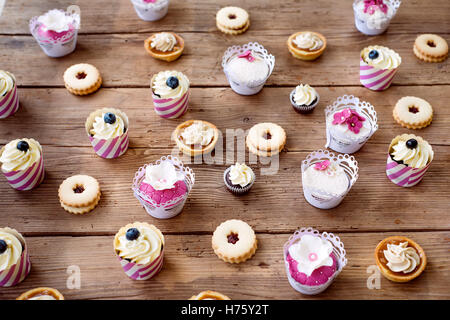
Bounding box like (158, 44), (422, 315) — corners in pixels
(368, 50), (379, 60)
(104, 112), (116, 125)
(16, 140), (29, 152)
(166, 76), (179, 89)
(0, 240), (6, 254)
(406, 139), (418, 149)
(126, 228), (140, 241)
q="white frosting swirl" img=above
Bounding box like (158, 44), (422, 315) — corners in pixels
(391, 137), (433, 169)
(0, 70), (15, 97)
(90, 112), (125, 140)
(151, 32), (176, 52)
(180, 122), (214, 146)
(229, 163), (254, 187)
(143, 161), (184, 191)
(37, 9), (78, 33)
(293, 84), (317, 106)
(0, 138), (42, 172)
(28, 295), (57, 300)
(361, 45), (401, 70)
(293, 32), (323, 51)
(152, 70), (189, 100)
(0, 229), (22, 272)
(302, 162), (348, 197)
(384, 242), (420, 274)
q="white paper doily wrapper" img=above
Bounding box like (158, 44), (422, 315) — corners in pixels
(283, 227), (347, 295)
(353, 0), (401, 35)
(301, 150), (359, 209)
(132, 155), (195, 219)
(130, 0), (169, 21)
(325, 95), (378, 154)
(222, 42), (275, 95)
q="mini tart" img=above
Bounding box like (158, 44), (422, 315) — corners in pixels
(63, 63), (102, 96)
(375, 236), (426, 283)
(287, 31), (327, 61)
(172, 120), (219, 157)
(144, 32), (185, 62)
(17, 287), (64, 300)
(189, 290), (231, 300)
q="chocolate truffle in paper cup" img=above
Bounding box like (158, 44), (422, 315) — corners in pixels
(85, 108), (129, 159)
(325, 95), (378, 154)
(29, 9), (80, 58)
(222, 42), (275, 95)
(0, 71), (20, 119)
(301, 150), (358, 210)
(0, 138), (45, 191)
(151, 71), (190, 119)
(353, 0), (401, 36)
(0, 227), (31, 287)
(130, 0), (169, 21)
(114, 222), (164, 281)
(132, 156), (195, 219)
(360, 45), (401, 91)
(283, 227), (347, 295)
(290, 84), (320, 114)
(386, 134), (433, 187)
(223, 163), (255, 195)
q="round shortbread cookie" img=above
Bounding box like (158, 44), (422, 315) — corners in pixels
(64, 63), (102, 95)
(393, 96), (433, 129)
(414, 34), (448, 63)
(212, 219), (257, 264)
(58, 175), (101, 208)
(216, 7), (249, 30)
(216, 20), (250, 35)
(246, 123), (286, 156)
(60, 194), (101, 215)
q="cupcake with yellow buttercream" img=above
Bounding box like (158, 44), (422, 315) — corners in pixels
(290, 84), (320, 114)
(0, 70), (20, 119)
(0, 227), (31, 287)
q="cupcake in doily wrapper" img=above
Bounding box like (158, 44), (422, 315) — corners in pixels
(130, 0), (169, 22)
(0, 227), (31, 287)
(353, 0), (401, 36)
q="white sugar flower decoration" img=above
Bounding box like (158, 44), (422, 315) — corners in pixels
(144, 161), (184, 190)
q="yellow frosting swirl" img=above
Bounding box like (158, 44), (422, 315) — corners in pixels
(0, 138), (42, 172)
(229, 162), (254, 187)
(151, 32), (176, 52)
(391, 137), (433, 169)
(293, 32), (323, 51)
(181, 122), (214, 146)
(293, 84), (317, 106)
(0, 229), (22, 272)
(90, 112), (125, 140)
(152, 70), (189, 100)
(0, 70), (15, 97)
(361, 45), (401, 70)
(384, 242), (420, 274)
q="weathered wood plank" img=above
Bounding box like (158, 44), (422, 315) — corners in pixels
(0, 232), (448, 300)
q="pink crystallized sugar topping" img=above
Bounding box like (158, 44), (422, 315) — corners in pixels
(139, 180), (187, 205)
(286, 251), (337, 286)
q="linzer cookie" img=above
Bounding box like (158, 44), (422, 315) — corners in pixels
(414, 34), (448, 63)
(64, 63), (102, 95)
(0, 70), (20, 119)
(58, 175), (101, 214)
(216, 7), (250, 35)
(393, 96), (433, 129)
(0, 227), (31, 287)
(246, 122), (286, 157)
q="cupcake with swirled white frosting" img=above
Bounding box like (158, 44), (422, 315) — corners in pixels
(290, 84), (320, 113)
(0, 227), (31, 287)
(223, 162), (255, 195)
(145, 32), (185, 62)
(0, 70), (20, 119)
(287, 31), (327, 61)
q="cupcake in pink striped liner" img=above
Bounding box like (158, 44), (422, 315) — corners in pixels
(0, 138), (45, 191)
(353, 0), (401, 36)
(114, 222), (164, 281)
(360, 45), (401, 91)
(29, 9), (80, 58)
(85, 108), (129, 159)
(151, 70), (190, 119)
(283, 227), (347, 295)
(132, 156), (195, 219)
(387, 134), (433, 187)
(0, 71), (20, 119)
(0, 227), (31, 287)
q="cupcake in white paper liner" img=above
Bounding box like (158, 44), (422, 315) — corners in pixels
(0, 227), (31, 287)
(353, 0), (401, 36)
(301, 150), (358, 210)
(29, 9), (80, 58)
(130, 0), (169, 21)
(283, 227), (347, 295)
(222, 42), (275, 95)
(325, 95), (378, 154)
(132, 156), (195, 219)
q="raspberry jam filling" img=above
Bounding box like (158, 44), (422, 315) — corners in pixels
(227, 232), (239, 244)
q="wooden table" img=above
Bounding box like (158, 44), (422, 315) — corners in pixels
(0, 0), (449, 300)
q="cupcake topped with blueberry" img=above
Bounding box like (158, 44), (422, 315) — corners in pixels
(89, 110), (127, 140)
(223, 162), (255, 195)
(0, 138), (42, 173)
(361, 45), (401, 70)
(0, 227), (23, 272)
(151, 70), (189, 100)
(389, 134), (433, 169)
(290, 84), (319, 113)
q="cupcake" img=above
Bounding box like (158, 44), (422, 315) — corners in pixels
(151, 70), (190, 119)
(130, 0), (169, 21)
(189, 291), (231, 300)
(0, 138), (45, 191)
(85, 108), (129, 159)
(17, 288), (64, 300)
(301, 150), (358, 209)
(0, 227), (31, 287)
(287, 31), (326, 61)
(325, 95), (378, 154)
(353, 0), (401, 36)
(145, 32), (184, 62)
(375, 236), (426, 282)
(132, 156), (195, 219)
(360, 45), (401, 91)
(29, 9), (80, 58)
(290, 84), (320, 114)
(172, 120), (219, 157)
(0, 70), (19, 119)
(222, 42), (275, 95)
(223, 162), (255, 195)
(283, 227), (347, 295)
(114, 222), (164, 280)
(386, 134), (433, 187)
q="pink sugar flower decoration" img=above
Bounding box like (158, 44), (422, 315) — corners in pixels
(238, 50), (256, 62)
(347, 115), (364, 134)
(363, 0), (388, 15)
(350, 109), (366, 122)
(332, 108), (352, 125)
(143, 0), (157, 3)
(314, 160), (330, 171)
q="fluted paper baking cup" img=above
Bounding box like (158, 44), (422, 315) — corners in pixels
(85, 108), (129, 159)
(0, 80), (19, 119)
(118, 249), (164, 280)
(130, 0), (169, 21)
(151, 74), (189, 119)
(386, 155), (431, 187)
(0, 228), (31, 287)
(223, 167), (255, 195)
(360, 58), (398, 91)
(290, 89), (320, 114)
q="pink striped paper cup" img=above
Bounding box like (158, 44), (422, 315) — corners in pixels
(0, 228), (31, 287)
(118, 250), (164, 281)
(151, 91), (189, 119)
(0, 75), (20, 119)
(386, 155), (432, 187)
(85, 108), (129, 159)
(1, 149), (45, 191)
(360, 58), (398, 91)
